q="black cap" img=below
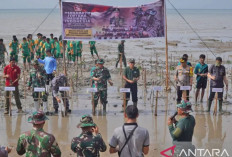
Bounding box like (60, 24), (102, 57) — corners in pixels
(129, 58), (135, 63)
(10, 57), (15, 61)
(216, 57), (222, 62)
(50, 33), (53, 36)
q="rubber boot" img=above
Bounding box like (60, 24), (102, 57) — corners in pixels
(219, 100), (223, 112)
(34, 101), (39, 111)
(103, 103), (106, 112)
(207, 100), (212, 112)
(133, 102), (137, 107)
(43, 102), (48, 113)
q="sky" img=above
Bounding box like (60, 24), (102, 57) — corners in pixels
(0, 0), (232, 9)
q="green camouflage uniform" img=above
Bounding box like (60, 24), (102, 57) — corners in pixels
(71, 131), (107, 157)
(0, 43), (6, 67)
(71, 115), (107, 157)
(28, 65), (47, 102)
(92, 66), (111, 108)
(116, 42), (127, 67)
(9, 41), (19, 62)
(16, 111), (61, 157)
(17, 128), (61, 157)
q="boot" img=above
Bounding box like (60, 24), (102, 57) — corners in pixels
(133, 102), (137, 107)
(103, 103), (106, 112)
(207, 100), (212, 112)
(34, 101), (39, 111)
(219, 100), (223, 112)
(43, 102), (48, 113)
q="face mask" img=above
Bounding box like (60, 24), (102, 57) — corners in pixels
(215, 62), (221, 67)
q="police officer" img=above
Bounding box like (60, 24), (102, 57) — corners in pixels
(116, 40), (127, 68)
(71, 115), (107, 156)
(207, 57), (228, 112)
(16, 111), (61, 157)
(123, 58), (140, 106)
(92, 59), (113, 111)
(175, 57), (193, 103)
(28, 60), (48, 114)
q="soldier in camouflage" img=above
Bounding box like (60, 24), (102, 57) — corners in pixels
(0, 39), (8, 69)
(92, 59), (113, 111)
(28, 60), (48, 113)
(71, 115), (107, 157)
(16, 111), (61, 157)
(115, 40), (127, 68)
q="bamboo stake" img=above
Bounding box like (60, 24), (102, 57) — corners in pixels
(9, 91), (12, 116)
(206, 78), (210, 105)
(155, 91), (158, 116)
(156, 54), (158, 74)
(123, 92), (126, 113)
(59, 0), (67, 76)
(144, 68), (147, 91)
(92, 92), (95, 115)
(120, 55), (122, 75)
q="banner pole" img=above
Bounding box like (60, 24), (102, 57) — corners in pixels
(164, 0), (169, 91)
(59, 0), (67, 75)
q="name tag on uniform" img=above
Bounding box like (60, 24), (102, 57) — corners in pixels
(153, 86), (162, 92)
(34, 88), (45, 92)
(212, 88), (223, 93)
(180, 86), (191, 91)
(5, 87), (15, 91)
(120, 88), (130, 93)
(59, 87), (70, 91)
(87, 88), (98, 93)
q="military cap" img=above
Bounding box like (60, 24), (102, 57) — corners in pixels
(28, 111), (49, 124)
(77, 115), (96, 128)
(97, 58), (105, 64)
(177, 100), (193, 113)
(129, 58), (135, 63)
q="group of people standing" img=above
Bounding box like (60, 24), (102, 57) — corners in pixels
(175, 53), (228, 112)
(0, 33), (230, 157)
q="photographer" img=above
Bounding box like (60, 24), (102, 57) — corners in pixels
(71, 115), (107, 156)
